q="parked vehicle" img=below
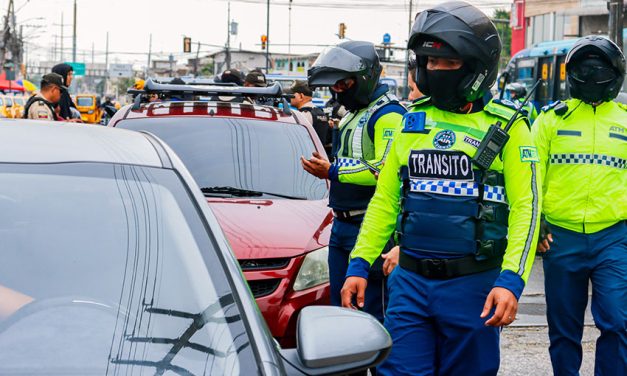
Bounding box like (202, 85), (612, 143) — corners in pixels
(75, 94), (103, 124)
(111, 79), (332, 347)
(0, 95), (15, 118)
(0, 121), (391, 375)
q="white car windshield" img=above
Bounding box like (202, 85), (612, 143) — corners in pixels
(0, 162), (257, 375)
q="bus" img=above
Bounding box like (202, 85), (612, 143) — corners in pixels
(499, 39), (580, 109)
(500, 37), (627, 108)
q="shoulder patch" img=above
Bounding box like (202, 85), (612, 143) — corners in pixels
(484, 99), (519, 121)
(541, 100), (568, 116)
(519, 146), (539, 163)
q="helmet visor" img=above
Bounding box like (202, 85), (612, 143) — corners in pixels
(569, 59), (617, 84)
(311, 46), (366, 74)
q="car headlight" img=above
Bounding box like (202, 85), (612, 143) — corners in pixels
(87, 110), (94, 114)
(293, 246), (329, 291)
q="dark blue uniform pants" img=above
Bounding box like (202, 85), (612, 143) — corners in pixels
(543, 221), (627, 376)
(378, 265), (501, 376)
(328, 217), (388, 322)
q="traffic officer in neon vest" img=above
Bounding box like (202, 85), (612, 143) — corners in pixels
(533, 36), (627, 376)
(506, 82), (539, 123)
(340, 2), (541, 374)
(301, 41), (406, 325)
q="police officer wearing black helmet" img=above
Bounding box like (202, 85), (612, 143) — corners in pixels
(341, 2), (540, 374)
(533, 36), (627, 376)
(301, 41), (406, 328)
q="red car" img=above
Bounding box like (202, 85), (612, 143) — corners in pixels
(109, 81), (331, 347)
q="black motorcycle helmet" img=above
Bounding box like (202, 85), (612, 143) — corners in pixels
(308, 41), (382, 110)
(566, 36), (625, 103)
(407, 1), (501, 104)
(505, 82), (527, 100)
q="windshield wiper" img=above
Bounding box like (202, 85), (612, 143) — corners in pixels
(201, 186), (307, 200)
(110, 294), (250, 376)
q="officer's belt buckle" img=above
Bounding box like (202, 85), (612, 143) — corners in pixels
(423, 258), (448, 279)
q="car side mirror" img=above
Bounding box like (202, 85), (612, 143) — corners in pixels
(280, 306), (391, 375)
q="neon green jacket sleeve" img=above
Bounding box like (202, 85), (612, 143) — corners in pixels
(332, 112), (403, 185)
(346, 137), (402, 268)
(498, 118), (542, 287)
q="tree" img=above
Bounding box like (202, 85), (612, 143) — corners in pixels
(493, 9), (512, 71)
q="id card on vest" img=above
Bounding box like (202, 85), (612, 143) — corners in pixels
(408, 150), (474, 181)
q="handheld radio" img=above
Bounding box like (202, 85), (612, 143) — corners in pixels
(472, 80), (541, 170)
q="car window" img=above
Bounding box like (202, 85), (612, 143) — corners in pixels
(3, 97), (12, 106)
(13, 98), (23, 106)
(117, 117), (328, 200)
(0, 162), (258, 375)
(77, 97), (94, 107)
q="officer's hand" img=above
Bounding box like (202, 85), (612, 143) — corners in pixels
(382, 246), (399, 276)
(341, 277), (368, 309)
(536, 220), (553, 253)
(481, 287), (518, 327)
(300, 152), (330, 179)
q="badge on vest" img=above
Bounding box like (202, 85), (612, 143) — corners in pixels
(432, 130), (456, 149)
(519, 146), (539, 163)
(408, 150), (474, 181)
(383, 128), (395, 140)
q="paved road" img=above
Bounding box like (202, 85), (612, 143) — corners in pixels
(500, 257), (597, 375)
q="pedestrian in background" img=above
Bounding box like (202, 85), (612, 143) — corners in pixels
(51, 63), (81, 121)
(23, 73), (64, 121)
(533, 35), (627, 376)
(287, 80), (330, 154)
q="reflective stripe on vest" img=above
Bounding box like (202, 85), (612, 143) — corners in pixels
(338, 93), (396, 160)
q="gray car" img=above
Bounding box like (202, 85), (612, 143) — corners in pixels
(0, 121), (391, 375)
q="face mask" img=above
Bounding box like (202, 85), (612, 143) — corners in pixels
(336, 85), (367, 112)
(569, 58), (617, 104)
(422, 66), (471, 111)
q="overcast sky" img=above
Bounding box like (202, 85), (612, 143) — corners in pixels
(12, 0), (510, 67)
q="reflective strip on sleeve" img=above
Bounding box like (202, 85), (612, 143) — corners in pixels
(550, 153), (626, 169)
(517, 162), (539, 277)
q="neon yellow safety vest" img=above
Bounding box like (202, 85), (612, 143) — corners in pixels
(346, 98), (541, 298)
(533, 99), (627, 233)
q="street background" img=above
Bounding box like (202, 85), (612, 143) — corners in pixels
(500, 258), (596, 375)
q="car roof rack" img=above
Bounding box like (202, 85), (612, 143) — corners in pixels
(128, 78), (292, 115)
(150, 77), (238, 86)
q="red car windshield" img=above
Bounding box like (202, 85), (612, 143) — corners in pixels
(117, 117), (328, 201)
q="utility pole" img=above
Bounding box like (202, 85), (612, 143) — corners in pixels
(194, 41), (201, 76)
(226, 1), (231, 70)
(61, 13), (64, 61)
(169, 54), (174, 77)
(288, 0), (292, 72)
(72, 0), (77, 62)
(91, 42), (94, 64)
(608, 0), (624, 50)
(104, 32), (109, 94)
(266, 0), (270, 72)
(146, 33), (152, 77)
(403, 0), (414, 100)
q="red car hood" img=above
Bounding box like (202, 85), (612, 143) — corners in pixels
(207, 198), (332, 260)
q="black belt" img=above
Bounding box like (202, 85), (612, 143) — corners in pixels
(332, 209), (367, 221)
(399, 251), (502, 279)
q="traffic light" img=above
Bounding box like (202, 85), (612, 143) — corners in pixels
(261, 35), (267, 50)
(339, 23), (346, 39)
(183, 37), (192, 53)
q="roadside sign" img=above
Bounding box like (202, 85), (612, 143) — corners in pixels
(108, 63), (133, 78)
(65, 62), (86, 76)
(383, 33), (391, 44)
